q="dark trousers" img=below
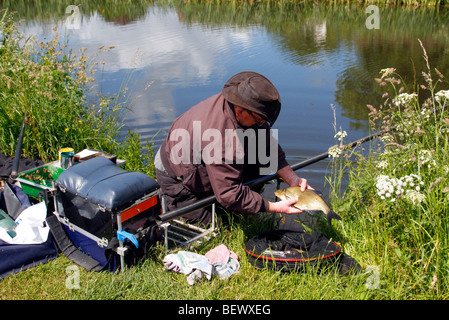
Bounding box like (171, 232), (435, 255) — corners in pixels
(156, 163), (264, 227)
(156, 169), (222, 227)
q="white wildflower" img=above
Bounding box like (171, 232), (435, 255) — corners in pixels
(420, 107), (431, 119)
(375, 175), (400, 202)
(404, 190), (426, 206)
(380, 135), (392, 144)
(334, 130), (348, 141)
(328, 146), (342, 158)
(435, 90), (449, 104)
(376, 160), (388, 169)
(418, 150), (436, 168)
(393, 93), (418, 107)
(376, 174), (424, 204)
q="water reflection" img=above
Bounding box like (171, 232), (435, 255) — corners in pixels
(3, 0), (449, 189)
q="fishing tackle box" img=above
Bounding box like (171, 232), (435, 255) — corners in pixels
(16, 164), (65, 199)
(50, 156), (162, 271)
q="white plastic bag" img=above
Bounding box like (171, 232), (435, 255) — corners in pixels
(0, 202), (49, 245)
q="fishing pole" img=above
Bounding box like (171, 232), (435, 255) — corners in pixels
(157, 127), (391, 223)
(9, 112), (27, 182)
(238, 102), (446, 189)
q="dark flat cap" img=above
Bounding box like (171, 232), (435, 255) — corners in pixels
(222, 71), (281, 125)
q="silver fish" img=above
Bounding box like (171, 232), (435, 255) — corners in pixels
(274, 186), (342, 228)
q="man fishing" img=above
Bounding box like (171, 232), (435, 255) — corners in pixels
(155, 71), (311, 226)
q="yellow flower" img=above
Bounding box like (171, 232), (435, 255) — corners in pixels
(65, 128), (69, 132)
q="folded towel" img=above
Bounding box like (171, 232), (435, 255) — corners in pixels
(163, 244), (239, 285)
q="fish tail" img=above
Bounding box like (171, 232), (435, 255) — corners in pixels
(327, 210), (342, 228)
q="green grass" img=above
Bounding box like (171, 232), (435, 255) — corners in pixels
(0, 214), (372, 300)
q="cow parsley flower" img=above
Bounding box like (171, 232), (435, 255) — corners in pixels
(376, 175), (398, 201)
(393, 93), (418, 107)
(334, 130), (348, 141)
(376, 174), (424, 203)
(404, 190), (426, 206)
(418, 150), (436, 168)
(376, 160), (388, 169)
(328, 146), (342, 158)
(435, 90), (449, 104)
(420, 107), (431, 119)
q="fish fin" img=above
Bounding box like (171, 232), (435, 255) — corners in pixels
(327, 210), (342, 228)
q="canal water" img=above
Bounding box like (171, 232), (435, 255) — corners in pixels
(5, 0), (449, 192)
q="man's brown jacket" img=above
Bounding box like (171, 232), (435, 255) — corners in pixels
(159, 93), (289, 214)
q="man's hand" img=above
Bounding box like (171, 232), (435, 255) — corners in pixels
(277, 166), (312, 191)
(268, 198), (302, 214)
(290, 177), (308, 191)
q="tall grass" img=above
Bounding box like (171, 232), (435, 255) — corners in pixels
(327, 40), (449, 298)
(324, 0), (447, 5)
(0, 9), (153, 174)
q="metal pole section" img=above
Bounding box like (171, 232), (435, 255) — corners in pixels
(10, 113), (27, 181)
(157, 193), (216, 222)
(116, 213), (126, 271)
(156, 129), (391, 223)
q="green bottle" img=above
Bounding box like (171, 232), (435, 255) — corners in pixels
(0, 208), (17, 238)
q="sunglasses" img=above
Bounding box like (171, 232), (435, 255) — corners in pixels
(248, 111), (266, 127)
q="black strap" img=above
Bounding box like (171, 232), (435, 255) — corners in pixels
(46, 214), (104, 272)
